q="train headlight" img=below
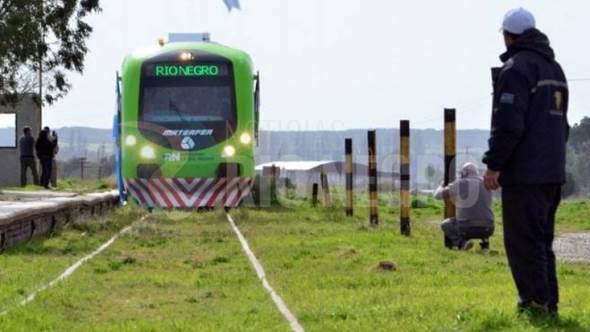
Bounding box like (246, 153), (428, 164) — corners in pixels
(239, 133), (252, 145)
(222, 145), (236, 158)
(140, 146), (156, 159)
(125, 135), (137, 146)
(179, 52), (194, 61)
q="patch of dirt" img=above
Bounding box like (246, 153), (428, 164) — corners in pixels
(376, 261), (397, 272)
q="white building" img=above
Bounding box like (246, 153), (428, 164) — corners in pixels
(256, 160), (399, 192)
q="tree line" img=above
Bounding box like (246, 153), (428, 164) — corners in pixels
(566, 116), (590, 196)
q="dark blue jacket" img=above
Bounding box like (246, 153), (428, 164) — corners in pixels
(483, 29), (569, 186)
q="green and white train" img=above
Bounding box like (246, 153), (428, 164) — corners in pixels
(114, 33), (259, 208)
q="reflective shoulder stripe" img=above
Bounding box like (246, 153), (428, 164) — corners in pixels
(500, 59), (515, 74)
(531, 80), (569, 93)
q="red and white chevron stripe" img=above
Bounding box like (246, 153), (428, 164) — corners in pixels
(124, 177), (254, 208)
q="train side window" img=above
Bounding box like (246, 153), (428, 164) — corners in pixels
(0, 113), (17, 148)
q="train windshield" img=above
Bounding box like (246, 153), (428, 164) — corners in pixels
(142, 85), (233, 124)
(138, 61), (237, 151)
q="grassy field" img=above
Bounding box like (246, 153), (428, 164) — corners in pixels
(0, 196), (589, 331)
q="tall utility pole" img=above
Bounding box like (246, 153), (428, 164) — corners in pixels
(38, 57), (42, 106)
(38, 0), (44, 110)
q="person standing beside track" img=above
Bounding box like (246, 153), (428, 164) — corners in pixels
(44, 126), (60, 187)
(35, 129), (57, 189)
(483, 8), (569, 317)
(19, 126), (40, 187)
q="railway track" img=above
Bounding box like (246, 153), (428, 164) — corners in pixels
(0, 215), (147, 317)
(225, 212), (304, 332)
(2, 205), (304, 331)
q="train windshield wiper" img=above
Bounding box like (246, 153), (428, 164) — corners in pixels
(168, 98), (188, 123)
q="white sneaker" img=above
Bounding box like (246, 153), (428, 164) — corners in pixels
(461, 241), (474, 251)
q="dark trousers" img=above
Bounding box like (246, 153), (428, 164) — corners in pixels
(20, 156), (39, 186)
(441, 218), (494, 247)
(39, 157), (53, 188)
(502, 184), (561, 311)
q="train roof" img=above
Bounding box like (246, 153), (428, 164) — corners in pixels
(122, 37), (252, 68)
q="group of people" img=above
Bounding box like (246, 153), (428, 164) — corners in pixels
(433, 8), (569, 318)
(19, 126), (59, 189)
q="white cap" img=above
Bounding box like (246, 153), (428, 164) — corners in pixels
(502, 8), (536, 34)
(460, 162), (479, 178)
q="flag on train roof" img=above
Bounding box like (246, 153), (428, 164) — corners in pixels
(223, 0), (241, 11)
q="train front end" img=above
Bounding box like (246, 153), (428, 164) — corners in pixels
(118, 36), (258, 209)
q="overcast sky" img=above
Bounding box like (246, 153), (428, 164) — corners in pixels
(42, 0), (590, 131)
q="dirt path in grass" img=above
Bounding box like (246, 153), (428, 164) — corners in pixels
(554, 233), (590, 263)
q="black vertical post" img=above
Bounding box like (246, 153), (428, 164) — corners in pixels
(270, 164), (278, 205)
(400, 120), (411, 236)
(368, 130), (379, 226)
(312, 183), (319, 207)
(345, 138), (354, 216)
(80, 158), (85, 180)
(320, 167), (331, 206)
(444, 109), (457, 248)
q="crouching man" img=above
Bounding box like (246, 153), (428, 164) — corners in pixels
(433, 163), (495, 250)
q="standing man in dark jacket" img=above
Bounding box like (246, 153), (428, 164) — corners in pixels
(19, 127), (39, 186)
(35, 130), (56, 189)
(483, 8), (569, 316)
(44, 126), (59, 187)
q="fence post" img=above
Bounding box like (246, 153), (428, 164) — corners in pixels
(444, 109), (457, 248)
(259, 169), (271, 208)
(312, 183), (319, 207)
(368, 130), (379, 226)
(80, 158), (86, 180)
(320, 167), (331, 206)
(270, 164), (278, 205)
(345, 138), (354, 216)
(400, 120), (411, 236)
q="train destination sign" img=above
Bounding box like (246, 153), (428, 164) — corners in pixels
(147, 63), (229, 78)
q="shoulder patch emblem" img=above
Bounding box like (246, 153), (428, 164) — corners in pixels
(500, 93), (515, 104)
(555, 91), (563, 111)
